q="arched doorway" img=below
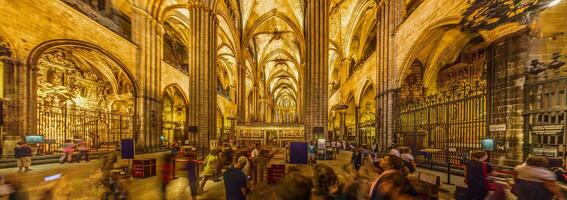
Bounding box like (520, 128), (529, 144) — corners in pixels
(31, 42), (136, 152)
(162, 85), (187, 146)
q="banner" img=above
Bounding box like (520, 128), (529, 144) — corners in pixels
(290, 142), (308, 164)
(121, 139), (135, 159)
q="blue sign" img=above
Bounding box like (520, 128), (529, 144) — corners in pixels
(290, 142), (308, 164)
(25, 135), (44, 144)
(481, 138), (494, 151)
(121, 139), (135, 159)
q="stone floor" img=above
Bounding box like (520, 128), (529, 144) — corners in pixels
(0, 151), (484, 200)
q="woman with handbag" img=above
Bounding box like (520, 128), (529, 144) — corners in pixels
(463, 150), (493, 200)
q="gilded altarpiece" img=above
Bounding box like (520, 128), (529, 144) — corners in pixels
(36, 48), (134, 151)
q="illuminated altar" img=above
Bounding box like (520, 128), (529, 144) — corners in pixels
(35, 46), (135, 151)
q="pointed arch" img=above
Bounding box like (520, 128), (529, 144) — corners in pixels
(357, 78), (375, 106)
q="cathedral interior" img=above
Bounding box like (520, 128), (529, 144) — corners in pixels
(1, 0), (567, 168)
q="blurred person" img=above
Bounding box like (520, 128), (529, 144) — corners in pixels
(100, 145), (119, 193)
(400, 147), (416, 173)
(199, 149), (218, 193)
(160, 153), (174, 200)
(238, 154), (251, 177)
(331, 140), (337, 152)
(373, 172), (414, 200)
(339, 178), (367, 200)
(351, 150), (362, 171)
(224, 143), (234, 165)
(463, 150), (493, 200)
(369, 155), (415, 200)
(185, 150), (200, 199)
(387, 146), (400, 157)
(223, 157), (248, 200)
(512, 156), (564, 200)
(59, 139), (75, 163)
(308, 142), (317, 165)
(272, 171), (313, 200)
(14, 141), (32, 172)
(251, 143), (260, 159)
(308, 141), (317, 165)
(75, 140), (89, 162)
(214, 148), (224, 182)
(312, 164), (339, 200)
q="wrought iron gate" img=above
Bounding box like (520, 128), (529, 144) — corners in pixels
(399, 82), (487, 165)
(37, 105), (135, 152)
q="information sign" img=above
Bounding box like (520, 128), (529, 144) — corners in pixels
(489, 124), (507, 132)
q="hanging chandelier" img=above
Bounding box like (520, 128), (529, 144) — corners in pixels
(460, 0), (562, 32)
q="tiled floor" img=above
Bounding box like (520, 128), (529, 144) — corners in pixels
(0, 150), (481, 200)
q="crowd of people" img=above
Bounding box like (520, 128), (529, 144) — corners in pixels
(5, 138), (567, 200)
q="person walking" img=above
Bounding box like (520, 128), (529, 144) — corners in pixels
(463, 150), (493, 200)
(60, 140), (75, 164)
(223, 158), (248, 200)
(160, 153), (174, 200)
(351, 150), (362, 171)
(312, 164), (339, 200)
(369, 155), (416, 200)
(14, 141), (33, 172)
(185, 151), (200, 200)
(199, 149), (218, 193)
(512, 156), (565, 200)
(75, 140), (89, 162)
(400, 147), (416, 173)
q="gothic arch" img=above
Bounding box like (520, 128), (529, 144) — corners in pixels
(28, 39), (138, 145)
(357, 79), (375, 106)
(27, 39), (138, 94)
(398, 16), (462, 86)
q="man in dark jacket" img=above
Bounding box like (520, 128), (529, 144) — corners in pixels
(223, 158), (248, 200)
(14, 141), (33, 172)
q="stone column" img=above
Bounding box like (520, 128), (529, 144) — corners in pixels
(237, 63), (246, 123)
(376, 0), (403, 150)
(187, 0), (217, 153)
(131, 8), (163, 149)
(339, 111), (346, 141)
(304, 0), (329, 140)
(355, 106), (360, 145)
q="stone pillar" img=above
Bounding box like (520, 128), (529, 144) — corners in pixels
(339, 111), (346, 141)
(304, 0), (329, 140)
(131, 8), (163, 149)
(187, 0), (217, 153)
(237, 63), (246, 123)
(376, 0), (403, 151)
(355, 106), (360, 145)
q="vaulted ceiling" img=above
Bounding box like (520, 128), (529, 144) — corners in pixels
(123, 0), (378, 118)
